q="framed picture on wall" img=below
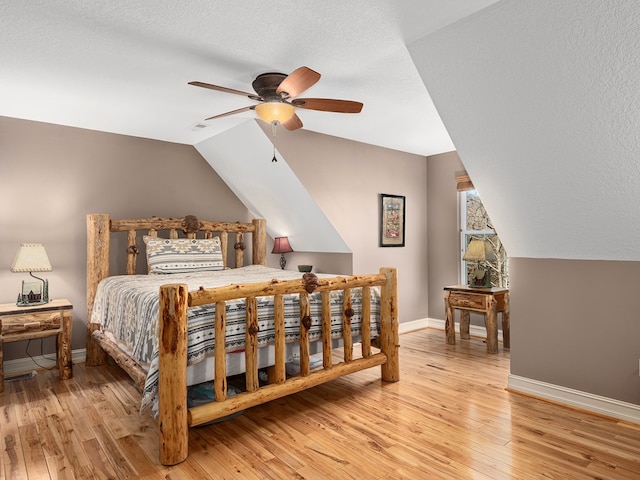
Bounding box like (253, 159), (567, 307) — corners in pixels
(379, 193), (405, 247)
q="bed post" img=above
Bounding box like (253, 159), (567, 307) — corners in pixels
(379, 267), (400, 382)
(252, 218), (267, 265)
(158, 283), (189, 466)
(86, 214), (110, 366)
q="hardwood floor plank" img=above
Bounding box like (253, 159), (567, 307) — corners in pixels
(20, 422), (50, 479)
(0, 328), (639, 479)
(0, 387), (27, 480)
(48, 411), (101, 479)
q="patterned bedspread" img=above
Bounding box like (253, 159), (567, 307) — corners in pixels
(91, 265), (381, 412)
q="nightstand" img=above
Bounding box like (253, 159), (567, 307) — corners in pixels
(443, 285), (510, 354)
(0, 299), (73, 392)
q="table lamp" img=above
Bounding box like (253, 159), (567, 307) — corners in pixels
(11, 243), (52, 306)
(462, 239), (496, 288)
(272, 236), (293, 270)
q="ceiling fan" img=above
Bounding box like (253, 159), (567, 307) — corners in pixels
(189, 66), (363, 131)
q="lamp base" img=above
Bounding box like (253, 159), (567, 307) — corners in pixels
(279, 254), (287, 270)
(16, 297), (50, 307)
(468, 268), (492, 288)
(16, 277), (49, 307)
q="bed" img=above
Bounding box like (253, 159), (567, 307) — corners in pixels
(86, 213), (399, 465)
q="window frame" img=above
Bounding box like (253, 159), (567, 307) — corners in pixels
(459, 189), (508, 288)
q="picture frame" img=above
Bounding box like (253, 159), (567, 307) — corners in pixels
(379, 193), (405, 247)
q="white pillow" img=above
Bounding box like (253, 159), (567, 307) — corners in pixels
(143, 236), (224, 274)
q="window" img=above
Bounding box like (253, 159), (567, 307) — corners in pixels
(459, 187), (508, 288)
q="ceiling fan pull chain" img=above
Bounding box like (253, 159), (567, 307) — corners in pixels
(271, 122), (278, 162)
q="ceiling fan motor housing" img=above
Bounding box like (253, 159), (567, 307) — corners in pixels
(252, 72), (288, 100)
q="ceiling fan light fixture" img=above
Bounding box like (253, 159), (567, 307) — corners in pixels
(255, 102), (295, 124)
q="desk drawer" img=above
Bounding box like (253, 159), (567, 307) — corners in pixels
(448, 292), (488, 310)
(1, 311), (62, 335)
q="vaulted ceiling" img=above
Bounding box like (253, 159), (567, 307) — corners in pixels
(1, 0), (497, 157)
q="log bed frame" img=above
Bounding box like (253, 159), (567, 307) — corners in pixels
(86, 213), (399, 465)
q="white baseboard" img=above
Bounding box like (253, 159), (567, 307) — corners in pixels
(399, 318), (429, 334)
(508, 374), (640, 425)
(423, 319), (640, 424)
(4, 349), (86, 378)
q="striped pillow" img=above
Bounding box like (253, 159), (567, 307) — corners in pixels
(143, 236), (224, 274)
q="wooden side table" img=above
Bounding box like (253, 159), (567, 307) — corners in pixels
(444, 285), (509, 354)
(0, 299), (73, 392)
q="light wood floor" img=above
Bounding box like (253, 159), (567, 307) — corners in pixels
(1, 328), (639, 479)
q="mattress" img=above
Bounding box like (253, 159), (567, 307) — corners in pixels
(91, 265), (380, 412)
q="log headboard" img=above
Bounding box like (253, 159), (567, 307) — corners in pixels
(85, 213), (267, 364)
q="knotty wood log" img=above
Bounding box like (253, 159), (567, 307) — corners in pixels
(158, 283), (189, 466)
(91, 331), (147, 390)
(252, 218), (267, 265)
(342, 288), (353, 363)
(244, 296), (259, 392)
(111, 218), (259, 233)
(444, 290), (456, 345)
(485, 296), (498, 354)
(126, 229), (138, 275)
(1, 311), (60, 335)
(234, 232), (245, 268)
(214, 301), (227, 401)
(273, 295), (286, 384)
(379, 267), (399, 382)
(299, 292), (311, 377)
(86, 214), (110, 366)
(502, 291), (510, 348)
(321, 291), (332, 369)
(188, 274), (386, 307)
(219, 231), (228, 268)
(460, 310), (471, 340)
(361, 286), (371, 358)
(57, 310), (73, 380)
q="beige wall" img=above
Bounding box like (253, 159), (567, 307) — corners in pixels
(1, 115), (430, 363)
(427, 151), (463, 319)
(425, 151), (640, 406)
(0, 116), (250, 360)
(510, 257), (640, 404)
(274, 128), (429, 324)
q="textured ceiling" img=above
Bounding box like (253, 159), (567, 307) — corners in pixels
(410, 0), (640, 260)
(0, 0), (497, 156)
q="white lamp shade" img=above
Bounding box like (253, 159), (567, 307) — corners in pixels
(11, 243), (52, 272)
(255, 102), (296, 124)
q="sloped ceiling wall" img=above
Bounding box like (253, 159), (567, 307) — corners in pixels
(195, 120), (351, 253)
(408, 0), (640, 261)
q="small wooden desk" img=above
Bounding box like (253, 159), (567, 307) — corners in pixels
(444, 285), (509, 354)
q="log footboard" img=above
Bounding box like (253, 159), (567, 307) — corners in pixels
(158, 267), (399, 466)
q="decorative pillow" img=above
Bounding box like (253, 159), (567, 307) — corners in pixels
(143, 236), (224, 274)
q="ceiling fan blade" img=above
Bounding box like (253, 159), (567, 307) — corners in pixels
(282, 113), (303, 131)
(291, 98), (363, 113)
(205, 105), (254, 121)
(276, 67), (321, 98)
(189, 81), (259, 99)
